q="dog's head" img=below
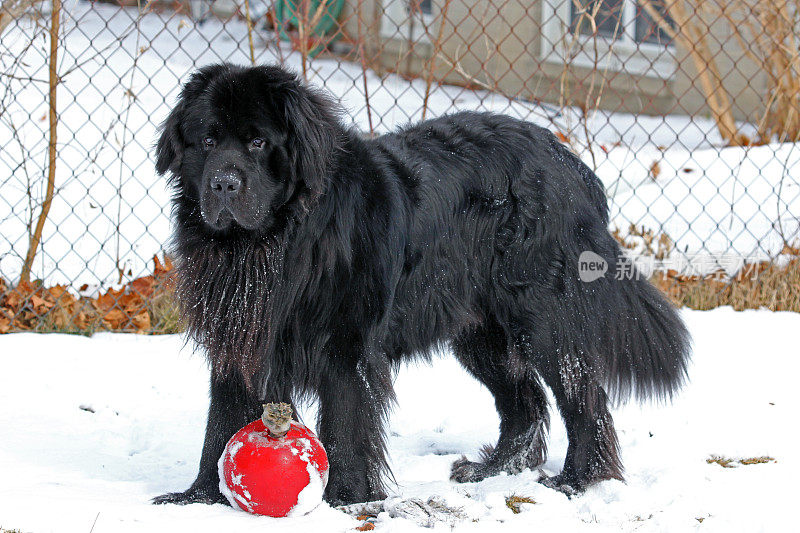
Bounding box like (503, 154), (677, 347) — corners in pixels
(155, 63), (342, 233)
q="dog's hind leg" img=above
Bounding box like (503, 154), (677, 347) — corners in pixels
(514, 319), (624, 495)
(450, 321), (550, 483)
(534, 353), (624, 494)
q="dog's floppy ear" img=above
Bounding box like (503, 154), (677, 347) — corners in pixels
(155, 63), (230, 176)
(155, 101), (185, 176)
(282, 81), (343, 199)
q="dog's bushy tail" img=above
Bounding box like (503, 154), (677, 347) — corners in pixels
(551, 138), (691, 402)
(599, 262), (692, 403)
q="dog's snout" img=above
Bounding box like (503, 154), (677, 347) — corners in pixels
(210, 171), (242, 199)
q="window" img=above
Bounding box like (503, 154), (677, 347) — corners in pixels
(569, 0), (671, 46)
(417, 0), (433, 16)
(380, 0), (435, 42)
(541, 0), (676, 79)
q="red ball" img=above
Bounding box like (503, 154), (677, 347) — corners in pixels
(218, 418), (329, 517)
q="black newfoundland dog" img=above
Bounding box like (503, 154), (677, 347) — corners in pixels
(152, 63), (690, 506)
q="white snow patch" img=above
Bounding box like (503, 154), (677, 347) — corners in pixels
(217, 443), (245, 511)
(286, 459), (325, 517)
(228, 440), (244, 460)
(0, 309), (798, 531)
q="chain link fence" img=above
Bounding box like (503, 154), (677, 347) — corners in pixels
(1, 0), (799, 332)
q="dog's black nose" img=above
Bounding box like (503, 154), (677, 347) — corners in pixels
(210, 172), (241, 199)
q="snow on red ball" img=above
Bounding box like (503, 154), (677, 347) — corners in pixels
(218, 405), (329, 517)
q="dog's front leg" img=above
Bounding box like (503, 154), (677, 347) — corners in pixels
(317, 356), (394, 506)
(153, 372), (271, 505)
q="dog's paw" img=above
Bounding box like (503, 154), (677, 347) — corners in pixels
(539, 474), (582, 497)
(152, 485), (227, 506)
(450, 456), (492, 483)
(324, 477), (384, 506)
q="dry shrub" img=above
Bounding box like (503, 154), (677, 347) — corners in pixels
(641, 0), (799, 145)
(718, 0), (800, 143)
(639, 0), (749, 146)
(0, 0), (42, 34)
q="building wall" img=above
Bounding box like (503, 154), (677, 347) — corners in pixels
(363, 0), (766, 122)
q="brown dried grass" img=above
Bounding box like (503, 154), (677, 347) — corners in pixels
(653, 256), (800, 312)
(707, 454), (776, 468)
(505, 494), (536, 514)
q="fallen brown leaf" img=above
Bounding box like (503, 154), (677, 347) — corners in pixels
(129, 275), (156, 297)
(649, 161), (662, 180)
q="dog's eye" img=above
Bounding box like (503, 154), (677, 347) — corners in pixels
(203, 137), (215, 149)
(250, 138), (265, 149)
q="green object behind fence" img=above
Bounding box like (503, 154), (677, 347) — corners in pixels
(274, 0), (345, 57)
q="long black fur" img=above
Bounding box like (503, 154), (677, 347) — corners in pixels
(151, 63), (690, 506)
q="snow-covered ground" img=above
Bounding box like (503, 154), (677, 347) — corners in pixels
(0, 307), (796, 532)
(1, 4), (799, 289)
